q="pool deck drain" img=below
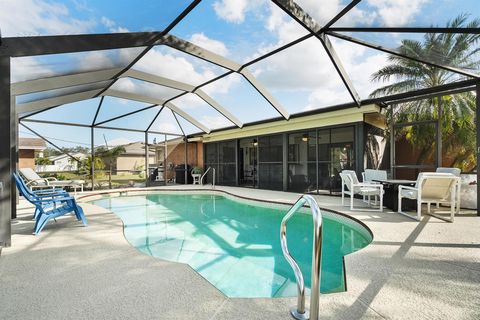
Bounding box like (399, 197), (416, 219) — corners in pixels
(1, 185), (479, 319)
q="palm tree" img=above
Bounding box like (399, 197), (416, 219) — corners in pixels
(370, 14), (480, 171)
(96, 145), (126, 189)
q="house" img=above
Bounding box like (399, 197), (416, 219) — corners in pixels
(115, 142), (155, 175)
(35, 152), (86, 173)
(18, 138), (46, 169)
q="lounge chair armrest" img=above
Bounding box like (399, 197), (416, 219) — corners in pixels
(32, 196), (75, 204)
(44, 177), (58, 181)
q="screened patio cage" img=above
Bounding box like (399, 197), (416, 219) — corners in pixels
(1, 0), (479, 246)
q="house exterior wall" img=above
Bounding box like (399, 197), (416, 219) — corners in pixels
(19, 149), (35, 169)
(165, 142), (201, 180)
(116, 156), (155, 175)
(53, 157), (79, 171)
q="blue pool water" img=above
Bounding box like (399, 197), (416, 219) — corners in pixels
(91, 193), (372, 298)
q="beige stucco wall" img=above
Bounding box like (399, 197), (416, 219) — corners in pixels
(116, 156), (155, 174)
(19, 149), (35, 169)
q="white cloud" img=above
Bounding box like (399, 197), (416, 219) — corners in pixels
(213, 0), (251, 24)
(367, 0), (429, 27)
(100, 15), (129, 33)
(201, 115), (233, 129)
(100, 16), (115, 28)
(0, 0), (95, 36)
(189, 33), (230, 57)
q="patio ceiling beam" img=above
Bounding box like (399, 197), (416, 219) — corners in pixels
(0, 32), (165, 57)
(327, 27), (480, 34)
(19, 122), (82, 163)
(162, 34), (242, 71)
(16, 89), (103, 114)
(124, 69), (195, 91)
(20, 118), (184, 136)
(327, 31), (480, 79)
(321, 0), (361, 31)
(124, 69), (243, 127)
(15, 67), (243, 128)
(161, 34), (290, 120)
(271, 0), (361, 106)
(104, 89), (211, 133)
(12, 68), (123, 95)
(91, 96), (105, 126)
(94, 104), (158, 127)
(194, 89), (244, 127)
(93, 0), (202, 98)
(171, 111), (186, 136)
(369, 78), (479, 105)
(0, 1), (202, 58)
(385, 85), (476, 105)
(239, 69), (290, 119)
(146, 106), (164, 132)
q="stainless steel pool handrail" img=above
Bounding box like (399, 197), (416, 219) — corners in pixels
(280, 195), (323, 320)
(200, 167), (215, 189)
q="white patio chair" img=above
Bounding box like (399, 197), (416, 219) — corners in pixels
(398, 173), (459, 222)
(435, 167), (461, 212)
(340, 170), (383, 211)
(361, 169), (387, 205)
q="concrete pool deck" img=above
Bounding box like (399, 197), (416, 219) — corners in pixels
(1, 185), (479, 319)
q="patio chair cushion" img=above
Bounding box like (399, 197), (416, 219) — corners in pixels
(400, 189), (418, 199)
(356, 186), (382, 196)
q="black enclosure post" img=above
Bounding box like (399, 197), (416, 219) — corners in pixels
(164, 135), (167, 186)
(144, 131), (149, 186)
(0, 55), (12, 247)
(282, 133), (288, 191)
(184, 137), (188, 185)
(437, 98), (443, 168)
(91, 127), (95, 191)
(11, 100), (18, 219)
(476, 84), (480, 216)
(390, 104), (395, 179)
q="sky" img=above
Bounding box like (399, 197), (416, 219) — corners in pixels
(2, 0), (479, 148)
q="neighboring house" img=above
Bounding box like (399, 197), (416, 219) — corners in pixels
(115, 142), (155, 175)
(36, 152), (86, 173)
(19, 138), (46, 169)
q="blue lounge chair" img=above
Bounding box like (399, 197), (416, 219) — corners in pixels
(15, 172), (69, 219)
(14, 172), (87, 235)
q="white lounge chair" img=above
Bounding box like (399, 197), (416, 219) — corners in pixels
(19, 168), (84, 195)
(340, 170), (383, 211)
(398, 172), (459, 222)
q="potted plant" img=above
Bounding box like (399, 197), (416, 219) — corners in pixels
(191, 166), (203, 184)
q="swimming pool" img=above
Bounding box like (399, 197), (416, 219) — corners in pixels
(90, 192), (372, 298)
